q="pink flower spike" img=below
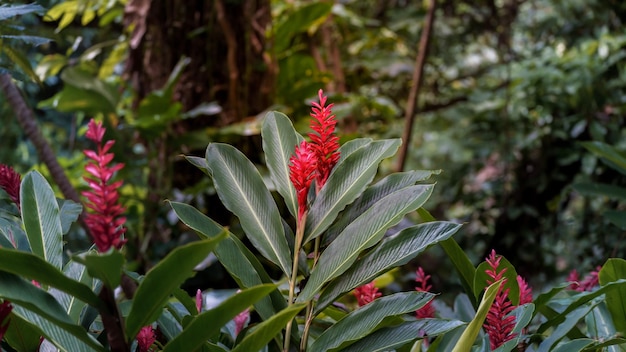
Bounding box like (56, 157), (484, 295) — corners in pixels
(577, 266), (601, 292)
(0, 164), (21, 210)
(0, 300), (13, 341)
(353, 281), (381, 306)
(289, 141), (317, 222)
(136, 326), (156, 352)
(82, 119), (127, 252)
(517, 275), (532, 305)
(566, 269), (580, 290)
(415, 267), (436, 319)
(483, 249), (516, 349)
(308, 89), (340, 189)
(196, 289), (202, 314)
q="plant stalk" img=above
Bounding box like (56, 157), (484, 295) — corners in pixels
(300, 236), (322, 351)
(284, 215), (306, 352)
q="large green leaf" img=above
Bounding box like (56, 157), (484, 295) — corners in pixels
(163, 284), (276, 352)
(2, 45), (41, 83)
(317, 221), (461, 312)
(309, 291), (435, 352)
(304, 139), (401, 243)
(168, 201), (284, 320)
(73, 250), (124, 289)
(298, 184), (433, 302)
(0, 271), (104, 351)
(598, 258), (626, 333)
(206, 143), (292, 276)
(20, 171), (63, 270)
(604, 210), (626, 230)
(581, 141), (626, 175)
(341, 319), (466, 352)
(125, 234), (226, 339)
(231, 304), (306, 352)
(323, 170), (440, 245)
(0, 248), (102, 309)
(261, 111), (304, 218)
(451, 280), (502, 352)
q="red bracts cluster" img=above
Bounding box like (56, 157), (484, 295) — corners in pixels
(353, 281), (381, 306)
(289, 90), (340, 221)
(415, 267), (436, 319)
(568, 266), (601, 292)
(136, 326), (156, 352)
(0, 164), (21, 210)
(82, 119), (127, 252)
(483, 250), (517, 349)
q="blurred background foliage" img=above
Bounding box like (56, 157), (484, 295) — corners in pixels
(1, 0), (625, 295)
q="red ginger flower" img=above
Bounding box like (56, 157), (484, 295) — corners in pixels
(234, 308), (250, 336)
(517, 275), (532, 305)
(566, 269), (580, 290)
(136, 326), (156, 352)
(0, 164), (21, 210)
(483, 250), (516, 350)
(196, 289), (203, 314)
(308, 89), (340, 189)
(354, 281), (381, 306)
(82, 119), (127, 252)
(289, 141), (317, 222)
(415, 267), (436, 319)
(0, 300), (12, 341)
(577, 266), (601, 292)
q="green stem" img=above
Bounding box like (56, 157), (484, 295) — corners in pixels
(300, 236), (321, 351)
(284, 215), (306, 352)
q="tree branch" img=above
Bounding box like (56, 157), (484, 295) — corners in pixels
(0, 74), (82, 204)
(396, 0), (436, 172)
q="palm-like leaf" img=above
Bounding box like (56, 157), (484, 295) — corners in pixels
(206, 143), (292, 276)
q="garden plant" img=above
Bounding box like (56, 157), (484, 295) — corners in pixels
(1, 89), (626, 352)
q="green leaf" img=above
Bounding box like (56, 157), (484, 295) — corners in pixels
(50, 261), (93, 323)
(73, 250), (125, 289)
(341, 319), (466, 352)
(581, 141), (626, 175)
(298, 184), (433, 302)
(0, 271), (104, 351)
(604, 210), (626, 230)
(304, 138), (402, 243)
(2, 44), (41, 83)
(274, 2), (333, 53)
(538, 302), (598, 351)
(163, 284), (276, 352)
(572, 182), (626, 202)
(452, 280), (502, 352)
(317, 221), (461, 312)
(126, 234), (226, 339)
(0, 3), (45, 20)
(309, 291), (435, 352)
(206, 143), (292, 276)
(168, 201), (284, 320)
(20, 171), (64, 270)
(474, 254), (520, 306)
(323, 170), (440, 245)
(438, 237), (476, 306)
(261, 111), (304, 218)
(57, 199), (83, 235)
(598, 258), (626, 333)
(336, 138), (373, 164)
(231, 304), (306, 352)
(537, 279), (626, 335)
(0, 248), (102, 309)
(3, 313), (43, 352)
(552, 339), (595, 352)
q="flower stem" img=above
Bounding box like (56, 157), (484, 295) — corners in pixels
(300, 236), (321, 351)
(284, 216), (306, 352)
